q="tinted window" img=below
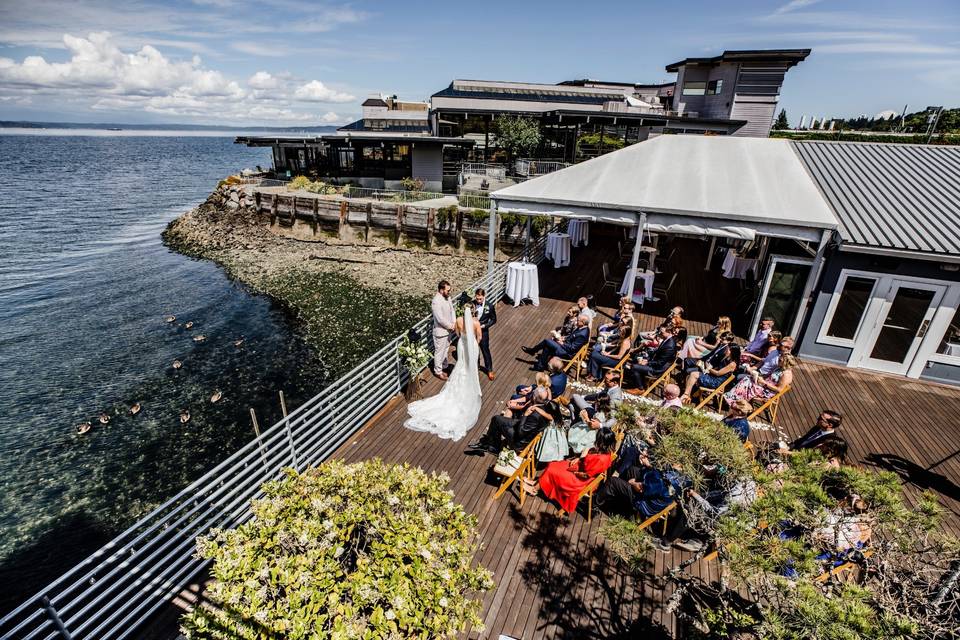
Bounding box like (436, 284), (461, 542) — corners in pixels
(826, 276), (875, 340)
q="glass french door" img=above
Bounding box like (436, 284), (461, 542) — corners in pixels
(751, 255), (813, 338)
(858, 280), (946, 375)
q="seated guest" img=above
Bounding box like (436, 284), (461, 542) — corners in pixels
(522, 427), (618, 512)
(586, 324), (633, 381)
(722, 399), (753, 442)
(743, 330), (781, 365)
(576, 296), (597, 328)
(599, 462), (686, 521)
(813, 435), (848, 467)
(509, 372), (551, 414)
(742, 317), (775, 359)
(599, 299), (635, 335)
(552, 306), (580, 341)
(787, 409), (842, 451)
(680, 343), (741, 404)
(726, 353), (796, 406)
(738, 335), (794, 382)
(638, 306), (684, 343)
(546, 357), (568, 398)
(679, 315), (732, 359)
(672, 318), (688, 350)
(571, 370), (624, 415)
(625, 324), (677, 389)
(567, 395), (613, 454)
(469, 387), (552, 454)
(660, 383), (683, 410)
(523, 314), (590, 371)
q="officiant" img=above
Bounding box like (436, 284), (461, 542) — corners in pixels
(473, 288), (497, 381)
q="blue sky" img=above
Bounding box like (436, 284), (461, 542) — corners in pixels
(0, 0), (958, 126)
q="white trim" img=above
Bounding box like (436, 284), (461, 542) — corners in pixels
(908, 287), (960, 374)
(750, 253), (814, 336)
(840, 244), (960, 265)
(815, 269), (881, 349)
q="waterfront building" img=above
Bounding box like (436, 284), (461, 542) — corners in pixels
(238, 48), (810, 191)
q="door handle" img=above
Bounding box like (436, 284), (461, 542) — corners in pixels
(917, 319), (930, 338)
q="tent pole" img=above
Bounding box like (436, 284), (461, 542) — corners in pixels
(790, 228), (833, 338)
(523, 214), (532, 261)
(487, 200), (497, 276)
(627, 213), (646, 302)
(705, 236), (717, 271)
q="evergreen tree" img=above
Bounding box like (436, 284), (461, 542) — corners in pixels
(773, 109), (790, 130)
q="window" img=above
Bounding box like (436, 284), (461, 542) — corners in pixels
(706, 79), (723, 95)
(682, 81), (706, 96)
(824, 275), (876, 341)
(937, 305), (960, 357)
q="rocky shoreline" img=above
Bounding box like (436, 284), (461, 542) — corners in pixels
(163, 183), (489, 375)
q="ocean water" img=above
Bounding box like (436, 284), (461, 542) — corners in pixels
(0, 134), (328, 610)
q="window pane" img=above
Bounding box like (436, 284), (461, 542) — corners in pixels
(682, 82), (706, 96)
(826, 276), (875, 340)
(760, 261), (811, 334)
(869, 287), (935, 362)
(707, 79), (723, 95)
(938, 306), (960, 357)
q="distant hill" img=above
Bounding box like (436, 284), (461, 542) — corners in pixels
(0, 120), (340, 134)
(834, 107), (959, 134)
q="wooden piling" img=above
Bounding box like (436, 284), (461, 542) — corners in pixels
(365, 202), (372, 241)
(426, 208), (436, 249)
(455, 207), (465, 253)
(338, 200), (348, 240)
(395, 204), (403, 246)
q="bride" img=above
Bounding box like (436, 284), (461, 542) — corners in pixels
(404, 303), (483, 441)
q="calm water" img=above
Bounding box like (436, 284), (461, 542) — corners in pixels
(0, 134), (328, 610)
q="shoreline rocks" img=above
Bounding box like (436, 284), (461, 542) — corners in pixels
(162, 183), (489, 374)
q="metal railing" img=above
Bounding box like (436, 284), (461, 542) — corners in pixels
(460, 163), (506, 181)
(514, 159), (570, 178)
(341, 185), (449, 203)
(0, 224), (553, 640)
(457, 191), (491, 210)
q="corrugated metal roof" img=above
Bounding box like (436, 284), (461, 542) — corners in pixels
(793, 141), (960, 256)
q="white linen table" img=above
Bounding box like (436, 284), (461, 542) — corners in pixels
(721, 248), (759, 280)
(568, 219), (590, 247)
(505, 261), (540, 306)
(545, 232), (572, 268)
(618, 267), (656, 305)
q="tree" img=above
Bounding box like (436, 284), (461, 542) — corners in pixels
(773, 109), (790, 131)
(493, 116), (542, 161)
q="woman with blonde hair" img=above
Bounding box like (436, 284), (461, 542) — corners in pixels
(679, 315), (732, 359)
(725, 353), (796, 406)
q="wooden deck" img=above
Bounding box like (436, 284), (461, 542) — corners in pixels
(144, 235), (960, 639)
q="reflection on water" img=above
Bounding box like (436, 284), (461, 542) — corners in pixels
(0, 135), (327, 610)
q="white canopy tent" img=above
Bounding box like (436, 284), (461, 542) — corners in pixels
(487, 135), (840, 335)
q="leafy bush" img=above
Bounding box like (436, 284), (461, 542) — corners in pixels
(493, 116), (542, 160)
(288, 175), (312, 190)
(182, 460), (494, 639)
(465, 208), (488, 227)
(401, 176), (425, 191)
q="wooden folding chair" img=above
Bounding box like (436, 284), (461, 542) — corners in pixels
(605, 352), (631, 377)
(640, 362), (678, 398)
(814, 549), (873, 583)
(694, 375), (734, 411)
(747, 385), (791, 424)
(557, 430), (625, 522)
(635, 501), (678, 537)
(492, 432), (542, 504)
(561, 343), (590, 382)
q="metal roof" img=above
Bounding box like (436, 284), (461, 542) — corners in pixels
(792, 141), (960, 257)
(665, 49), (811, 72)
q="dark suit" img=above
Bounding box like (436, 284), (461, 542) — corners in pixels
(474, 299), (497, 373)
(481, 405), (551, 451)
(790, 426), (836, 451)
(535, 326), (589, 370)
(627, 336), (677, 389)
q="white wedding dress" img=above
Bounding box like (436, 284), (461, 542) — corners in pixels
(404, 308), (482, 441)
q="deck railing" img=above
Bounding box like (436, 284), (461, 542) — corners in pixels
(514, 159), (570, 178)
(341, 185), (448, 203)
(0, 228), (553, 640)
(457, 190), (492, 210)
(460, 163), (507, 181)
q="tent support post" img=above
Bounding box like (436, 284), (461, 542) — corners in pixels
(705, 236), (717, 271)
(626, 213), (646, 302)
(790, 228), (833, 338)
(523, 214), (532, 261)
(487, 200), (497, 276)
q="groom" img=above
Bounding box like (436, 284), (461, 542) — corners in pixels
(431, 280), (456, 380)
(473, 288), (497, 381)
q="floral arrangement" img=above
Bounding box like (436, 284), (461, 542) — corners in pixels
(397, 335), (431, 374)
(182, 460), (494, 639)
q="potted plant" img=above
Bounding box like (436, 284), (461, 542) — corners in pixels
(397, 333), (431, 400)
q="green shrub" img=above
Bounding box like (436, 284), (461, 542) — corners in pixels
(182, 460), (494, 639)
(465, 208), (488, 226)
(401, 176), (425, 191)
(288, 175), (312, 190)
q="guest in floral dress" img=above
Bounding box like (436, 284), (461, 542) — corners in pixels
(724, 354), (796, 406)
(522, 428), (618, 512)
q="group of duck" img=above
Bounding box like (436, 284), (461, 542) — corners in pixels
(74, 315), (245, 435)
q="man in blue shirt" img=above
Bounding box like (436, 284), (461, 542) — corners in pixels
(523, 314), (590, 371)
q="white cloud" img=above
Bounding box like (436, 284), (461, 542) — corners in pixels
(816, 42), (959, 55)
(0, 32), (359, 124)
(774, 0), (823, 15)
(294, 80), (355, 103)
(248, 71), (279, 90)
(232, 41), (291, 58)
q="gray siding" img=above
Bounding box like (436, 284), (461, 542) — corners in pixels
(411, 144), (443, 191)
(730, 99), (776, 137)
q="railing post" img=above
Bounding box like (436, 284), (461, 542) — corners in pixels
(365, 202), (372, 241)
(42, 596), (72, 639)
(279, 391), (298, 471)
(249, 409), (270, 476)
